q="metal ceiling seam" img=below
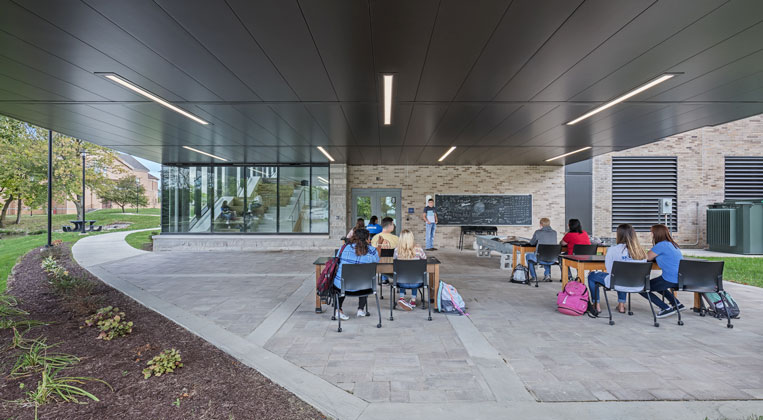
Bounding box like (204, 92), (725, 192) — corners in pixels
(295, 0), (339, 102)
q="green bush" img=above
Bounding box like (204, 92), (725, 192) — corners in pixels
(143, 349), (183, 379)
(40, 256), (95, 298)
(83, 306), (133, 340)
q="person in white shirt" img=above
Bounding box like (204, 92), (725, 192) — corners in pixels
(587, 224), (647, 313)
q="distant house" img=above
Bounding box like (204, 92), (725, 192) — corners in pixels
(6, 153), (159, 216)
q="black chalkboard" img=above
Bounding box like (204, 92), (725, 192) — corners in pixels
(435, 194), (532, 226)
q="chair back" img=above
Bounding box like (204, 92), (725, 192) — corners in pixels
(393, 259), (427, 286)
(380, 248), (395, 258)
(340, 263), (377, 293)
(678, 260), (724, 292)
(610, 261), (653, 291)
(536, 244), (562, 262)
(334, 249), (339, 257)
(571, 244), (598, 255)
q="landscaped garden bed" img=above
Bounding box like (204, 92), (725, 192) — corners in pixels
(0, 243), (324, 419)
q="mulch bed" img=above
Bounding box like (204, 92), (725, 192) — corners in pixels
(0, 244), (325, 420)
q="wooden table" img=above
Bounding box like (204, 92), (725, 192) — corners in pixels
(560, 255), (702, 311)
(511, 244), (609, 269)
(312, 256), (441, 313)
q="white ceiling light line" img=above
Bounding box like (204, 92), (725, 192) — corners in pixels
(545, 146), (592, 162)
(182, 145), (228, 161)
(316, 146), (335, 162)
(383, 74), (394, 125)
(565, 74), (676, 125)
(438, 146), (457, 162)
(98, 73), (210, 125)
(317, 176), (329, 184)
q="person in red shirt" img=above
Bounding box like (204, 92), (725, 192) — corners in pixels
(560, 219), (590, 254)
(560, 219), (591, 280)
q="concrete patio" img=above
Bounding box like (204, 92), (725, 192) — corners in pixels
(73, 231), (763, 419)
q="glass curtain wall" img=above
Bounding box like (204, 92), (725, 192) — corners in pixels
(162, 164), (328, 234)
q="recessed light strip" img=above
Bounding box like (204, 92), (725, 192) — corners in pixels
(316, 146), (335, 162)
(383, 74), (393, 125)
(545, 146), (592, 162)
(566, 74), (675, 125)
(438, 146), (457, 162)
(99, 73), (210, 125)
(317, 176), (329, 184)
(182, 145), (228, 161)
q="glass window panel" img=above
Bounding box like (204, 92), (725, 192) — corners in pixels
(278, 167), (310, 233)
(160, 166), (211, 233)
(356, 196), (371, 221)
(212, 166), (248, 232)
(381, 195), (397, 234)
(245, 166), (278, 233)
(310, 167), (329, 233)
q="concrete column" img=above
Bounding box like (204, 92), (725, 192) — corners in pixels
(329, 164), (347, 240)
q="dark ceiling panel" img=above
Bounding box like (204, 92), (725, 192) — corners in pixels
(415, 0), (511, 101)
(0, 1), (761, 165)
(369, 0), (439, 102)
(495, 0), (655, 101)
(225, 0), (337, 101)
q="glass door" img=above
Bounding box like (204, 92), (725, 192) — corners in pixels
(351, 189), (402, 234)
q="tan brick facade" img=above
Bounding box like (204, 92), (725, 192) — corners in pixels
(346, 165), (566, 249)
(593, 114), (763, 247)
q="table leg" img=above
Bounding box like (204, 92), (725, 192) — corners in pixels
(315, 265), (322, 313)
(430, 265), (440, 306)
(561, 259), (569, 290)
(512, 246), (518, 269)
(693, 292), (702, 312)
(520, 248), (526, 267)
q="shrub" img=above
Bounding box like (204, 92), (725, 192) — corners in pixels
(20, 365), (112, 420)
(83, 306), (133, 340)
(40, 256), (95, 298)
(10, 338), (80, 378)
(143, 349), (183, 379)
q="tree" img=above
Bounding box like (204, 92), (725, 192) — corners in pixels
(98, 175), (148, 212)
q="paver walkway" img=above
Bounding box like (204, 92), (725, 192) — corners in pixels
(72, 231), (763, 419)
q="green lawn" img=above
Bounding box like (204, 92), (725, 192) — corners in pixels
(0, 209), (160, 292)
(701, 257), (763, 288)
(125, 229), (160, 251)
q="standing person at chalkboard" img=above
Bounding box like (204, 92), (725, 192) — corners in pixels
(422, 198), (438, 251)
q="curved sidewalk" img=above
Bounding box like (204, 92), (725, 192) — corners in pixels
(73, 231), (763, 420)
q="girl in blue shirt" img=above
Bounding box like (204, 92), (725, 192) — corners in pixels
(640, 224), (683, 318)
(334, 228), (379, 320)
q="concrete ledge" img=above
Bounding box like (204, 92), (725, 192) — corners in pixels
(153, 234), (337, 252)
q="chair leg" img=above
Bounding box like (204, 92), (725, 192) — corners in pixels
(719, 292), (733, 329)
(335, 293), (342, 333)
(647, 295), (659, 327)
(331, 291), (337, 321)
(389, 285), (395, 321)
(673, 290), (683, 326)
(602, 287), (613, 326)
(374, 293), (382, 328)
(627, 294), (633, 316)
(378, 274), (384, 300)
(426, 286), (432, 321)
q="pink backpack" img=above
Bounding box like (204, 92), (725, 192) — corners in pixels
(557, 281), (589, 316)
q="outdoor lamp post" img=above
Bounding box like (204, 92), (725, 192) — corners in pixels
(80, 149), (86, 233)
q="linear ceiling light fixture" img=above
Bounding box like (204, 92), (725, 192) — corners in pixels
(182, 145), (228, 161)
(317, 176), (329, 184)
(545, 146), (592, 162)
(565, 74), (676, 125)
(316, 146), (335, 162)
(438, 146), (457, 162)
(98, 73), (210, 125)
(383, 74), (394, 125)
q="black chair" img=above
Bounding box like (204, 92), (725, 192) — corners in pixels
(380, 248), (395, 257)
(333, 263), (382, 333)
(677, 260), (731, 328)
(375, 248), (395, 300)
(571, 244), (598, 255)
(533, 244), (562, 287)
(599, 261), (658, 327)
(389, 259), (432, 322)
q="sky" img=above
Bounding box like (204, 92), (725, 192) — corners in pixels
(134, 156), (161, 180)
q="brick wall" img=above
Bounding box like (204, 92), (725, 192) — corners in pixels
(592, 114), (763, 247)
(346, 165), (566, 249)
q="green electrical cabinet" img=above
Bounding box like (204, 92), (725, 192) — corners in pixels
(707, 201), (763, 254)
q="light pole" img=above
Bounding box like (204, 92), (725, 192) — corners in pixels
(80, 149), (86, 233)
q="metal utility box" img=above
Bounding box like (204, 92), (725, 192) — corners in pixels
(707, 201), (763, 254)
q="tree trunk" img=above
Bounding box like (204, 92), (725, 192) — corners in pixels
(75, 194), (84, 221)
(14, 197), (22, 224)
(120, 204), (125, 212)
(0, 194), (14, 228)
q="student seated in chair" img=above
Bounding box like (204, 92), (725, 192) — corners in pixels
(220, 200), (235, 226)
(393, 230), (427, 311)
(560, 218), (591, 279)
(334, 228), (379, 320)
(524, 217), (558, 281)
(640, 224), (684, 318)
(346, 218), (365, 241)
(366, 215), (382, 235)
(372, 217), (399, 284)
(588, 223), (647, 314)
